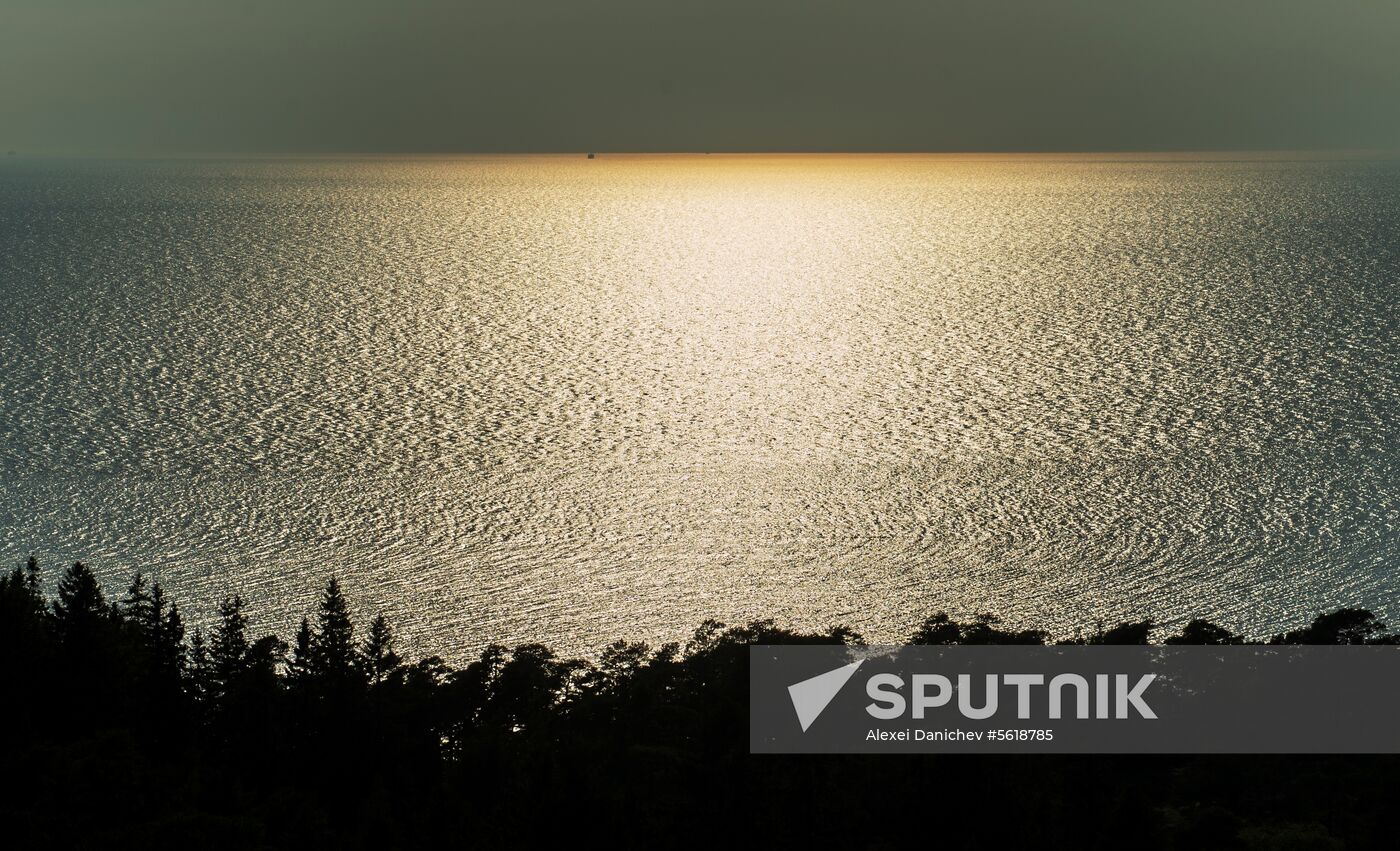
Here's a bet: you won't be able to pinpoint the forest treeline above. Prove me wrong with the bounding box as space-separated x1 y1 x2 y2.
3 557 1399 849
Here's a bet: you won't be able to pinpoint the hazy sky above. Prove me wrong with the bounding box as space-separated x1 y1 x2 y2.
4 0 1399 154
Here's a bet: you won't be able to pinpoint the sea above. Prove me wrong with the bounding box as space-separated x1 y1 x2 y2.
2 154 1397 658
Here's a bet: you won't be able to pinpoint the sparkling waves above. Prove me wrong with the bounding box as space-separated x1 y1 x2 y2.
2 155 1398 657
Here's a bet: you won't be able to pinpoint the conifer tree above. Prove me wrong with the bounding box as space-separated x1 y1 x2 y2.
157 600 186 679
311 578 362 689
363 614 401 687
148 581 166 636
187 626 213 704
51 562 108 646
21 555 43 616
0 557 47 659
2 557 44 620
120 572 154 627
288 617 315 685
211 595 249 696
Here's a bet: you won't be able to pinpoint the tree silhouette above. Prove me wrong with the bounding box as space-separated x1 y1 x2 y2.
909 611 1049 645
0 557 48 724
211 594 250 698
1166 618 1245 645
362 614 400 687
288 616 315 685
1068 618 1156 645
1269 608 1390 645
22 555 42 604
187 626 213 705
4 559 1400 848
481 643 566 731
310 578 362 690
1 556 45 628
120 572 154 626
51 561 107 646
155 595 186 679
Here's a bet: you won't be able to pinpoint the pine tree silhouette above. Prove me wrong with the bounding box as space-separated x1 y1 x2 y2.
5 561 1400 848
51 562 107 646
187 626 213 705
288 617 315 685
120 572 154 626
311 578 362 690
211 595 249 698
362 614 401 687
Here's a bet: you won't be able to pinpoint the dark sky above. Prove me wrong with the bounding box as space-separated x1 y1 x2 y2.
5 0 1399 154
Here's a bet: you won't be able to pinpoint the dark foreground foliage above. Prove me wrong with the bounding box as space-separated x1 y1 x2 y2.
2 557 1398 849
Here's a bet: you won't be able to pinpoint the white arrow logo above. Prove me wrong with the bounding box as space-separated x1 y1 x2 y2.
787 660 865 732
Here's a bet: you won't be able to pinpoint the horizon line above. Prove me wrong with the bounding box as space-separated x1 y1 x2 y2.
6 148 1400 162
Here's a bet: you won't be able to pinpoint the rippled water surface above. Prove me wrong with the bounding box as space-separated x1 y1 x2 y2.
3 155 1398 657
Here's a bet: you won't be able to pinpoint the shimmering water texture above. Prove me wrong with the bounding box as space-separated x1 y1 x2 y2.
3 155 1398 657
